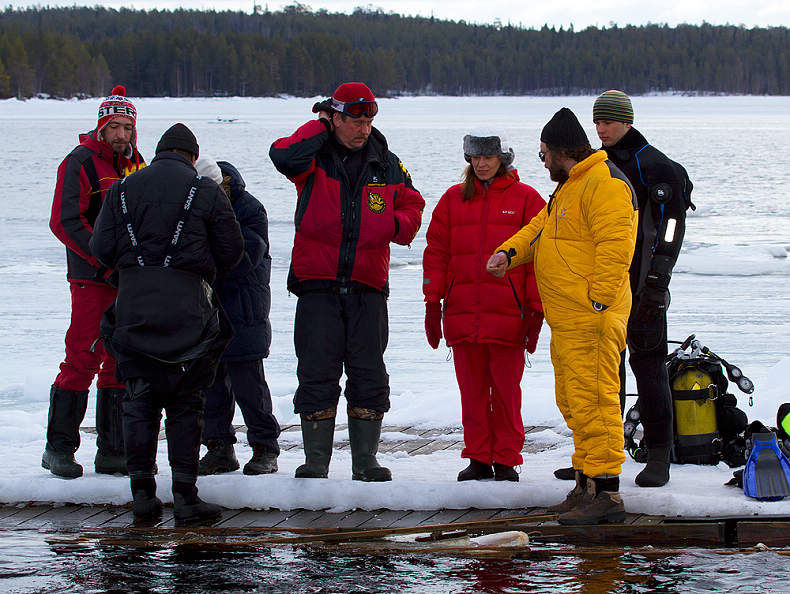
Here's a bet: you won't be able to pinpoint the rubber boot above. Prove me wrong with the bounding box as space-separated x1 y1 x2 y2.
548 470 588 513
294 416 335 478
558 476 625 525
95 387 128 475
553 466 576 481
457 459 494 481
635 447 671 487
493 462 519 482
348 417 392 482
243 445 278 475
130 476 163 520
172 482 222 524
198 440 240 475
42 385 88 479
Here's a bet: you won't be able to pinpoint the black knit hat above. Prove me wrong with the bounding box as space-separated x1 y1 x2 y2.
155 123 199 157
593 90 634 124
541 107 589 149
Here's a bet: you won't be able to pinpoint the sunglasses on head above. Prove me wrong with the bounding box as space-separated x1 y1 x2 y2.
331 97 379 119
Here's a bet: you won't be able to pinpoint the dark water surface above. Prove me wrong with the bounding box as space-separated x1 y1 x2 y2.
1 529 789 593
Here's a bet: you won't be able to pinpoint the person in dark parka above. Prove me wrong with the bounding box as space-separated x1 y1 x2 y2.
194 157 281 476
90 123 243 523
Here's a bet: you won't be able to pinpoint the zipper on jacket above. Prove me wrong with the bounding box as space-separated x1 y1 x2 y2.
507 276 525 320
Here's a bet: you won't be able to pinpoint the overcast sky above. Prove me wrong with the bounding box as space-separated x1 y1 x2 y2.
5 0 789 29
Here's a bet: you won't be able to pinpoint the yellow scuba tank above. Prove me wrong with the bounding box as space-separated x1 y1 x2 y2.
672 364 721 464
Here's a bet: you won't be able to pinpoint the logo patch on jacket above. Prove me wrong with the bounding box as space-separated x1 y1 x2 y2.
368 192 386 213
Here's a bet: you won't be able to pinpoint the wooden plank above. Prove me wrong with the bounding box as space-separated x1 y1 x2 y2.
386 510 440 528
303 511 354 530
0 505 51 528
528 521 726 547
378 440 410 454
356 509 412 529
408 440 455 455
79 507 129 528
151 509 177 529
275 510 325 530
487 508 534 520
737 521 790 547
452 509 502 524
245 510 292 528
444 441 465 451
333 509 377 529
0 505 26 521
525 426 552 434
98 509 135 528
417 509 468 526
215 509 263 528
26 504 84 528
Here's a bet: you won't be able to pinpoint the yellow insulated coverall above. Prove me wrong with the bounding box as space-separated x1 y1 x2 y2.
496 150 637 477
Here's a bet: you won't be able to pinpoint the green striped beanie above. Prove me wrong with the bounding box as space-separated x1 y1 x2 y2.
593 90 634 124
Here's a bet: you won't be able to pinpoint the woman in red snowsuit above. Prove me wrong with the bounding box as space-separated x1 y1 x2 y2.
422 132 545 481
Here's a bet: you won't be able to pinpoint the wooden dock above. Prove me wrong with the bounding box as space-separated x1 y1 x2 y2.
5 423 790 549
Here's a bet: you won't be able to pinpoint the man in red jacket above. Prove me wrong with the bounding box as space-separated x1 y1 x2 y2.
270 82 424 481
44 85 145 479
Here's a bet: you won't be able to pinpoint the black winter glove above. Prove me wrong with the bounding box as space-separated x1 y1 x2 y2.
312 98 333 114
634 287 668 323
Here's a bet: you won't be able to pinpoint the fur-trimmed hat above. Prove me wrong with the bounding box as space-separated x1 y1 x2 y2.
541 108 590 149
463 130 515 168
155 123 199 158
593 90 634 124
97 85 137 139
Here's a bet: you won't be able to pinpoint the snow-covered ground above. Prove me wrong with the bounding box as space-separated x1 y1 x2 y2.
0 95 789 516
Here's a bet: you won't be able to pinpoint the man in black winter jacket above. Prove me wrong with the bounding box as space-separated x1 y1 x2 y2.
593 90 693 488
91 123 243 523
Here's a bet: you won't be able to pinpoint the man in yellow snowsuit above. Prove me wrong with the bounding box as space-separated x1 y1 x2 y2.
487 108 637 525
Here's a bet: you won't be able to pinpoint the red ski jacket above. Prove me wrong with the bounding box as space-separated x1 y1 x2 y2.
50 130 145 283
423 171 545 347
270 119 424 295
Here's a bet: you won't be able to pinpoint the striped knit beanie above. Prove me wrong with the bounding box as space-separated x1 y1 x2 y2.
593 90 634 124
97 85 137 133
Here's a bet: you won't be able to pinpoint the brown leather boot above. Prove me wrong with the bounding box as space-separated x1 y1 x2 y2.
548 470 588 513
558 476 625 525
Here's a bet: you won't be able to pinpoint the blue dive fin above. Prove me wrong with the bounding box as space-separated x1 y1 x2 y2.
743 432 790 501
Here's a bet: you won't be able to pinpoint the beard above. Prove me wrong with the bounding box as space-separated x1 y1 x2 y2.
548 163 569 183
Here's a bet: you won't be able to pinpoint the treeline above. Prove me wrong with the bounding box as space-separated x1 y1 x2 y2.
0 5 788 99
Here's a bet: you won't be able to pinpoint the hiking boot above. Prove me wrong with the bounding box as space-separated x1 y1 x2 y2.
553 466 576 481
95 387 127 475
198 440 240 475
173 493 223 524
295 416 335 478
349 416 392 482
493 463 519 482
41 448 83 479
558 478 625 525
457 459 494 481
548 471 588 513
635 447 670 487
243 446 278 475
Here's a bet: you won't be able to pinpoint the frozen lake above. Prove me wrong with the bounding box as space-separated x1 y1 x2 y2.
0 95 789 516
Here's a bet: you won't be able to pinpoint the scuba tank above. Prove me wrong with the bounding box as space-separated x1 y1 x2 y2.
624 334 752 466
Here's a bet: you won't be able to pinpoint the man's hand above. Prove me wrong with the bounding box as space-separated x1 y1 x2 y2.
486 251 508 278
634 287 668 323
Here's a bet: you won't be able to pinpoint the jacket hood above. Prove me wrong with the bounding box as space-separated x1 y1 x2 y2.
217 161 246 199
79 130 141 166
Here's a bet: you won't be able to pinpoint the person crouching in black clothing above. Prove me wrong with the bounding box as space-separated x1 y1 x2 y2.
90 123 243 523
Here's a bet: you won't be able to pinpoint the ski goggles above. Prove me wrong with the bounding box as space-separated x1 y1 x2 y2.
331 97 379 119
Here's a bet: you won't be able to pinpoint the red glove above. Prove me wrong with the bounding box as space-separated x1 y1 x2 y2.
524 310 544 354
425 302 443 349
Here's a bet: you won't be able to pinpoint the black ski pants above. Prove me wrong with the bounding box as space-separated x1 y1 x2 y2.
121 377 204 485
619 310 674 449
293 291 390 415
203 359 281 453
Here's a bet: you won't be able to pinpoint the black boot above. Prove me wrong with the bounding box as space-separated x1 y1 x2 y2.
553 466 576 481
95 388 128 475
348 417 392 482
172 482 222 524
493 462 519 482
42 385 88 478
243 445 278 475
198 440 240 475
635 447 671 487
295 416 335 478
457 459 494 481
558 476 625 525
130 477 162 520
